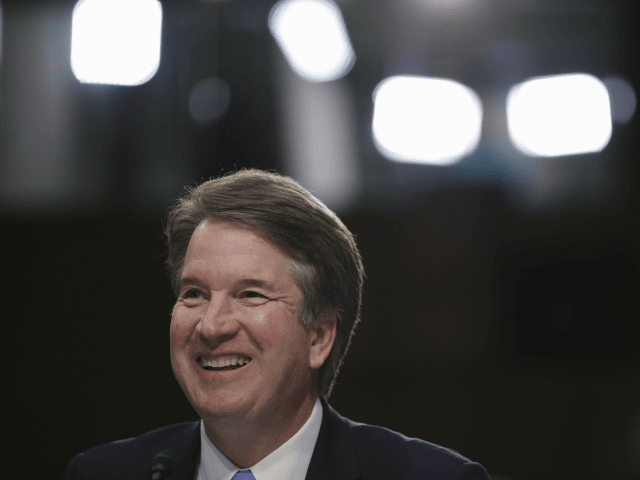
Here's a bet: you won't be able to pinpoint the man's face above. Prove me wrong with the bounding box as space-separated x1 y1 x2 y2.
170 218 321 424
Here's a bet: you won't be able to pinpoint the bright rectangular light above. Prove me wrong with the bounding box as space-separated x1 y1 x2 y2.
71 0 162 86
372 76 483 165
269 0 355 83
506 73 612 157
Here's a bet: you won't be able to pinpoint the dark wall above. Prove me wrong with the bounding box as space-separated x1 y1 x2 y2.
3 187 640 479
1 1 639 479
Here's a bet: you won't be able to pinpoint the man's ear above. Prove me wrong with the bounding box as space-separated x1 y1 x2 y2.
309 315 337 370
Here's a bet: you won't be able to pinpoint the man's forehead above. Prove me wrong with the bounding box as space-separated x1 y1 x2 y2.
193 217 262 238
186 218 291 265
191 217 296 258
182 218 303 288
197 218 209 230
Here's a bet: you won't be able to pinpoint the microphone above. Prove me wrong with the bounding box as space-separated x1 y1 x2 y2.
151 450 175 480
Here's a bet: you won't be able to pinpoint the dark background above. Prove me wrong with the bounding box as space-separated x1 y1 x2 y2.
1 0 639 479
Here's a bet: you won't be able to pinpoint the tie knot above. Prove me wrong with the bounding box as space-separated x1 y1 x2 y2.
232 469 256 480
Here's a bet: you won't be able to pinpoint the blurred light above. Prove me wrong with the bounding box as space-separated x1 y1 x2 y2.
268 0 355 83
371 76 483 165
277 50 361 213
603 76 637 124
70 0 162 86
188 77 231 123
507 74 612 157
406 0 477 16
400 0 484 23
0 3 3 69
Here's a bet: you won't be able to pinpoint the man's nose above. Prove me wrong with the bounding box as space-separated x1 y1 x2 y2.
195 293 240 344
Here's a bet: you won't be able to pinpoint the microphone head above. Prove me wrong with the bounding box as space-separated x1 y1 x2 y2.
151 449 175 480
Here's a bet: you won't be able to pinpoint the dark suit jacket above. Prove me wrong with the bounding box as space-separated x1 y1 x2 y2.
64 398 490 480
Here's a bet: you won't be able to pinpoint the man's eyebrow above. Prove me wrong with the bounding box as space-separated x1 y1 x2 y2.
178 277 278 290
236 278 278 290
179 276 205 288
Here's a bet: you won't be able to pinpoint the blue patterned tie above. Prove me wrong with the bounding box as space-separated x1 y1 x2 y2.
231 469 256 480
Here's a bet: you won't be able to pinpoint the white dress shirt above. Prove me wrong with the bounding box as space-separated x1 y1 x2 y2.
195 398 323 480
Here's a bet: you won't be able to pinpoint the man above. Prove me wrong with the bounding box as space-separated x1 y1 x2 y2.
64 169 490 480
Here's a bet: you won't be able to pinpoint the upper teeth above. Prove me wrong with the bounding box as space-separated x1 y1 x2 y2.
201 355 251 368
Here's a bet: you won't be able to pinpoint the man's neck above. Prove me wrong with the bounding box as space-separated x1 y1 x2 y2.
202 394 317 468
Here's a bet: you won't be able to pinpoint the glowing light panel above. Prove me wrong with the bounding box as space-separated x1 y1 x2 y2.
603 76 636 124
372 76 483 165
269 0 355 83
188 77 231 123
507 74 612 157
71 0 162 86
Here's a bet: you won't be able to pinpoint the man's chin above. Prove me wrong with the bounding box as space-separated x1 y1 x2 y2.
193 394 254 421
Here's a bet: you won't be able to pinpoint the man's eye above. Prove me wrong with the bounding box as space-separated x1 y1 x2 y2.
243 291 267 299
183 289 202 300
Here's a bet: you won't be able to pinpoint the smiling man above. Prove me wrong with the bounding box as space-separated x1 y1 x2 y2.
171 217 334 471
64 170 490 480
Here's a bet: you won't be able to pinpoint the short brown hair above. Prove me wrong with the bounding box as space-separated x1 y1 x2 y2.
164 169 364 398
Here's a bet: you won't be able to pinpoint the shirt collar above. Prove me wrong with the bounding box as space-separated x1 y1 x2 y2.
197 398 323 480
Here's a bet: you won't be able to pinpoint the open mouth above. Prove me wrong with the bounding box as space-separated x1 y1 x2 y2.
198 355 251 372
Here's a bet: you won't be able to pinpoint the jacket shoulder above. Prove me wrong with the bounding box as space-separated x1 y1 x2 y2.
349 421 489 480
64 422 200 480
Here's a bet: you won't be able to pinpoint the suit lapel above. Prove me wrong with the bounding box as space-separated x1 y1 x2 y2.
167 421 201 480
305 399 361 480
175 401 360 480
